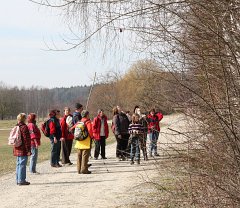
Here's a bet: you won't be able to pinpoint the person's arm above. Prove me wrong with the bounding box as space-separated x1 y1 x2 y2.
105 116 109 138
21 125 31 155
86 120 94 138
113 115 120 135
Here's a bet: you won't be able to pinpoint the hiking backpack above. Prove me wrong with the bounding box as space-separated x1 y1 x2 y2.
41 119 50 137
66 115 73 133
74 120 89 141
8 125 22 147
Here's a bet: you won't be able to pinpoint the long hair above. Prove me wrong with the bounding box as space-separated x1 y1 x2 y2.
113 106 119 116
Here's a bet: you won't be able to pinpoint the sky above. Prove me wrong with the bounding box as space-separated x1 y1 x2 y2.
0 0 143 89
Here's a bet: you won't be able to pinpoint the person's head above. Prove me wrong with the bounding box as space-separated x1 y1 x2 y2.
149 108 155 116
75 103 83 112
64 107 71 116
97 109 104 117
55 109 61 119
132 113 140 124
27 113 36 124
134 105 141 115
113 106 119 116
81 110 89 119
49 110 56 118
116 105 121 112
17 113 27 123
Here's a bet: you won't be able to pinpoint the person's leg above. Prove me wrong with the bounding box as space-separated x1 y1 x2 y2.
61 139 68 164
57 140 61 164
30 147 34 172
51 140 59 166
18 156 28 183
16 157 19 184
154 132 159 156
122 134 130 159
136 138 140 164
77 149 82 174
81 149 90 173
147 133 153 157
115 135 121 159
67 139 73 159
94 140 100 159
152 132 158 156
30 147 38 172
131 137 137 164
100 136 106 158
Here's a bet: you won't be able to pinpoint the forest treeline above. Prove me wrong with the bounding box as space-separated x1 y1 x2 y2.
0 83 90 120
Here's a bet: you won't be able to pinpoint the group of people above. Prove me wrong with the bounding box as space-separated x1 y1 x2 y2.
12 103 163 186
112 105 163 165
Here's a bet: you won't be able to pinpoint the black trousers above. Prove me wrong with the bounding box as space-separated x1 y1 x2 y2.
61 139 73 164
116 134 129 159
94 136 106 159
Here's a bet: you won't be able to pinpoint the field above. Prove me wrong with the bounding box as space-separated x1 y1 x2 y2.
0 120 115 175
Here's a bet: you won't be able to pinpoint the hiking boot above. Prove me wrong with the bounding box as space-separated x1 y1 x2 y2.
130 161 134 165
88 164 92 167
82 171 92 174
18 181 30 186
154 153 160 156
31 171 40 175
137 160 140 165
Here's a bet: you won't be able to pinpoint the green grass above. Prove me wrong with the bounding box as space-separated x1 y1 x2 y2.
0 120 116 175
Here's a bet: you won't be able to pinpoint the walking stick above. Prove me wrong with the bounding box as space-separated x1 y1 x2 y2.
86 72 97 110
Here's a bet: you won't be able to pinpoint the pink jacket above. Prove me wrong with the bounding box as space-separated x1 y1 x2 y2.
27 123 41 147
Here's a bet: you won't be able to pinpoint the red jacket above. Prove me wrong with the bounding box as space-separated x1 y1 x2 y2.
155 112 163 131
92 115 109 140
27 123 41 147
81 117 93 139
147 114 159 133
13 122 31 156
60 115 74 140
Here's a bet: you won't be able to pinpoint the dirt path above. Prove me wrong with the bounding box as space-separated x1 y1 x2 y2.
0 114 186 208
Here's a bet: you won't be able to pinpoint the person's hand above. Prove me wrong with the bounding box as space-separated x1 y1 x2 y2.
27 152 31 156
54 137 57 143
60 138 65 141
117 134 122 139
35 145 38 149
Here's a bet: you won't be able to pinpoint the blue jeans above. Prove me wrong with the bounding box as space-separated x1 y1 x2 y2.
147 132 158 155
30 147 38 173
50 140 61 165
16 156 28 184
130 137 140 161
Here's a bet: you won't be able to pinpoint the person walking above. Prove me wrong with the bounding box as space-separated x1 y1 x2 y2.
14 113 31 185
60 107 74 165
92 109 109 160
27 113 41 174
48 110 62 167
128 113 144 165
74 110 93 174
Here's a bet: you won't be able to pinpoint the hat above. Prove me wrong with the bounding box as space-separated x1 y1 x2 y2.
75 103 83 109
81 110 89 118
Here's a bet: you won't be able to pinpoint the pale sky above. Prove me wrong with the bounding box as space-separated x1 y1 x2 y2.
0 0 143 88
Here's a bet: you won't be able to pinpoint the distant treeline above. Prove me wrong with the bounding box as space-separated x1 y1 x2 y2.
0 83 90 120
